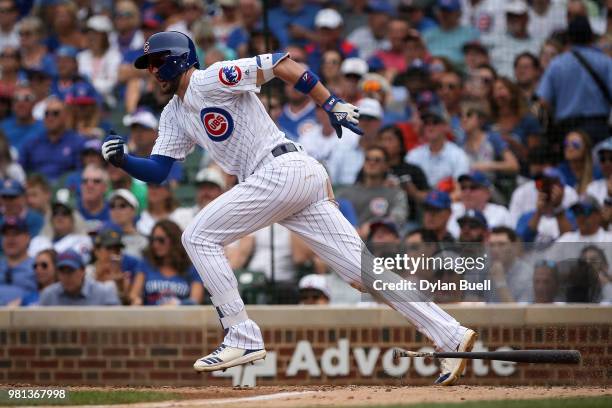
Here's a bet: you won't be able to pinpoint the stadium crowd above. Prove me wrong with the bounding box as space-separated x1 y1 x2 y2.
0 0 611 307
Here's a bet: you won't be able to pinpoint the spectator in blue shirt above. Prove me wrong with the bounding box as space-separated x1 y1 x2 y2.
0 217 35 306
0 84 44 152
77 164 111 233
39 249 120 306
50 46 82 102
21 248 58 306
129 220 203 306
19 97 85 183
278 80 317 142
537 16 612 147
398 0 438 33
0 179 43 238
556 130 602 195
268 0 320 49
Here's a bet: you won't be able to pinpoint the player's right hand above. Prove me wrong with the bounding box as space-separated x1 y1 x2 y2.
322 95 363 138
102 131 128 167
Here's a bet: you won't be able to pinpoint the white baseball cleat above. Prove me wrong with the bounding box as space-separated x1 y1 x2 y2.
193 344 267 372
434 328 478 386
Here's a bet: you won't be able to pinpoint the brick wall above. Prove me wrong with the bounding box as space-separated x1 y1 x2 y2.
1 306 610 386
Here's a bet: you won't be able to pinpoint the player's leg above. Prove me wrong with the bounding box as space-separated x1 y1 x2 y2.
182 156 324 371
280 195 477 384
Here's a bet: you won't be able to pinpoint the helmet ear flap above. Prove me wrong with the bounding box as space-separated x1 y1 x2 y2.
157 52 190 81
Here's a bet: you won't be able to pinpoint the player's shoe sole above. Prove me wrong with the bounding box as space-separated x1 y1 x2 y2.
193 344 267 372
434 329 478 386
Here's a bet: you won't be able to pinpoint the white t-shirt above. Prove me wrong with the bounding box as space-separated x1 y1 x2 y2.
29 233 93 263
152 58 288 182
556 228 612 243
509 181 579 226
77 47 123 103
586 179 609 206
246 224 296 283
448 202 512 238
298 124 340 166
528 2 567 41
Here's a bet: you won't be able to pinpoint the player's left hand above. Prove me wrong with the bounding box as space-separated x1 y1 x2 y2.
322 95 362 138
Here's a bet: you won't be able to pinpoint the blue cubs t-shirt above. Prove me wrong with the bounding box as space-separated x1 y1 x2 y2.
138 260 201 305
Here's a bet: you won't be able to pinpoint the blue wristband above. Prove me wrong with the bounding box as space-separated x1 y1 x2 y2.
294 70 319 94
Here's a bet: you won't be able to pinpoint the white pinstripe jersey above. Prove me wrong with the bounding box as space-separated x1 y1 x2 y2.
151 57 288 181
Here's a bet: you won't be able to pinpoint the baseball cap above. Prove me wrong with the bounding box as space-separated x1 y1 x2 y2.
195 167 226 189
0 179 25 196
504 0 528 15
457 209 488 229
366 0 395 15
369 218 399 239
420 107 446 124
298 274 331 299
109 188 139 211
82 139 102 154
51 201 73 216
123 108 158 130
597 138 612 154
57 250 84 270
65 81 100 105
1 216 28 234
568 15 594 44
570 195 601 215
437 0 461 12
86 15 113 33
462 41 488 55
315 8 343 29
423 190 451 210
94 228 124 248
357 98 383 120
458 171 491 189
56 45 79 59
534 167 565 184
341 58 368 77
399 0 428 11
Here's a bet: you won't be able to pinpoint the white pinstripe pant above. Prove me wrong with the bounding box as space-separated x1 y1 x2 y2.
182 152 467 351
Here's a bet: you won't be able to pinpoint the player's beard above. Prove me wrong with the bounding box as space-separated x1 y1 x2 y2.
158 75 181 96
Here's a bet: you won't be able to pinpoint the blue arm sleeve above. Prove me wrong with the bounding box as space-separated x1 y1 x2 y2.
516 212 537 243
121 154 176 184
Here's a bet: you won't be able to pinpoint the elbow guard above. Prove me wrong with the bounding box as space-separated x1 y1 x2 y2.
256 52 289 83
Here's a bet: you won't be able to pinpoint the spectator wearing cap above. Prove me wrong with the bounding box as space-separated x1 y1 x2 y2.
398 0 438 33
46 1 83 52
268 0 320 49
458 99 519 177
462 41 490 72
0 130 25 185
337 146 408 236
457 209 489 244
561 131 603 195
515 167 576 243
422 190 454 242
587 138 612 205
483 0 543 79
0 179 43 238
278 78 318 142
0 84 45 152
65 80 106 140
305 8 359 75
111 0 145 56
108 189 147 258
0 0 19 52
19 96 85 183
298 274 331 305
50 46 82 102
557 196 612 243
17 16 55 72
537 16 612 147
423 0 479 68
0 217 35 306
368 218 401 246
107 165 148 214
405 110 470 189
225 0 263 58
29 200 92 262
348 0 393 60
513 52 541 107
64 139 106 193
340 57 369 104
77 164 111 233
528 0 567 41
77 15 122 108
327 98 382 185
448 171 512 238
39 249 120 306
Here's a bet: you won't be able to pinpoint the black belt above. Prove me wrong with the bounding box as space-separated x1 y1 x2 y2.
271 143 299 157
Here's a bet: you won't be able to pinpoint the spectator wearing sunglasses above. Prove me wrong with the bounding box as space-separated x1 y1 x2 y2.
17 16 54 72
77 164 111 233
0 179 43 238
0 217 34 306
129 220 203 306
558 195 612 243
108 189 147 258
556 130 602 195
0 84 44 152
19 96 85 183
586 138 612 205
110 0 145 56
21 249 58 306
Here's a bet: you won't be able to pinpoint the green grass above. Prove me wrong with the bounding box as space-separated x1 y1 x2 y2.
0 390 181 406
337 396 612 408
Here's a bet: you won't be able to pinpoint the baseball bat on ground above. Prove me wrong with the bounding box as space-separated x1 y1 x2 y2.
393 349 581 364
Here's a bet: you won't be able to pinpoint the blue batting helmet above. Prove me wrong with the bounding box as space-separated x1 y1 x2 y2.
134 31 200 81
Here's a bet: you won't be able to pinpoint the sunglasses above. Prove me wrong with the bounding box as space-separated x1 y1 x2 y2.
0 52 19 59
34 262 49 269
1 195 18 200
58 267 77 274
110 202 130 210
598 154 612 163
81 178 104 185
150 236 168 245
460 183 481 191
535 259 557 269
459 220 484 229
19 30 35 36
572 206 596 217
564 140 583 150
365 156 385 163
115 11 135 18
436 83 459 90
14 94 35 102
45 110 62 118
52 208 71 217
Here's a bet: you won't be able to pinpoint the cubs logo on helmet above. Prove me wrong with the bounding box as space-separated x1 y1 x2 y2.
218 65 242 86
143 41 149 53
200 107 234 142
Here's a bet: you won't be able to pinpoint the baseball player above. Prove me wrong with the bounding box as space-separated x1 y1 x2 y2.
102 32 477 385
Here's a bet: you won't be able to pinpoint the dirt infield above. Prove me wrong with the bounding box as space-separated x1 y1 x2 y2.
18 385 612 408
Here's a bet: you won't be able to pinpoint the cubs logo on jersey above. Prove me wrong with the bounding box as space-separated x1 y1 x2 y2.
218 65 242 86
200 107 234 142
